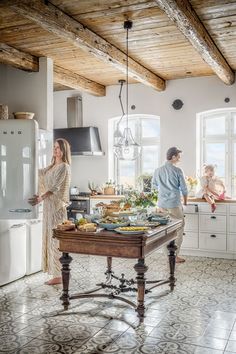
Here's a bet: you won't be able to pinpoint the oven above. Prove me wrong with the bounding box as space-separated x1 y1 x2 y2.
67 193 90 219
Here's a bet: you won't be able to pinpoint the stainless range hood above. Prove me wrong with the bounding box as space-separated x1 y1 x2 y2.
53 127 104 156
53 96 104 156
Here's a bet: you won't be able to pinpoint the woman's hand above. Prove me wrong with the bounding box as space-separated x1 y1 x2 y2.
28 195 43 206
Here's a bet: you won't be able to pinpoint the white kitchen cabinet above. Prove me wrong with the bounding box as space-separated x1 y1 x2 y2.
199 232 226 251
229 215 236 233
181 201 236 258
182 231 198 249
0 220 27 286
26 218 43 275
199 214 226 233
182 206 199 250
227 233 236 253
184 214 198 230
198 203 227 214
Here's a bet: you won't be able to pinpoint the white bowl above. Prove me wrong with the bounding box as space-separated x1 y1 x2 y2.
13 112 35 119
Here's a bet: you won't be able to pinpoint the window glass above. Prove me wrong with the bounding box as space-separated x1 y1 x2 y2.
233 112 236 135
142 119 160 138
205 116 226 135
233 143 236 196
205 142 225 178
111 115 160 189
142 146 159 174
119 160 135 187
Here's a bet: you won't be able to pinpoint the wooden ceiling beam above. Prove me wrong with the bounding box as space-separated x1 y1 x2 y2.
154 0 235 85
53 66 105 96
3 0 166 91
0 43 105 96
0 42 38 71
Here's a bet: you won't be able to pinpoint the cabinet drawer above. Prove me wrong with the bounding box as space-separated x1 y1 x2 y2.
199 203 227 214
229 205 236 215
199 214 226 233
184 214 198 231
229 216 236 233
227 234 236 253
182 231 198 249
199 232 226 251
184 204 198 214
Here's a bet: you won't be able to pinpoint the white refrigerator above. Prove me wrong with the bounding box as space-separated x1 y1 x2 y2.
0 120 52 284
0 119 38 220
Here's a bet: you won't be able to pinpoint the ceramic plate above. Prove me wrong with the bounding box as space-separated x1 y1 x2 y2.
96 221 129 230
114 227 148 235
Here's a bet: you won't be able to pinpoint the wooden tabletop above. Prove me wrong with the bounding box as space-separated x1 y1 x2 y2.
53 219 182 259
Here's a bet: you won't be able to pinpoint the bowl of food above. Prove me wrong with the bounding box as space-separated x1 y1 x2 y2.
13 112 35 119
95 216 129 230
148 215 170 224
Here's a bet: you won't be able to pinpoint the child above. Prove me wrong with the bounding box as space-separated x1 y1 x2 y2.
196 164 229 212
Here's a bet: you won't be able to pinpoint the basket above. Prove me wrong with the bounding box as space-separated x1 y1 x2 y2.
13 112 35 119
0 104 8 119
104 186 115 195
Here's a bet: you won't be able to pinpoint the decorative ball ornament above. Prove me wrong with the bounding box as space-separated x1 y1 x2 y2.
172 99 184 110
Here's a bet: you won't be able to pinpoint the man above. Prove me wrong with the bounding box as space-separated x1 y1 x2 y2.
152 147 188 263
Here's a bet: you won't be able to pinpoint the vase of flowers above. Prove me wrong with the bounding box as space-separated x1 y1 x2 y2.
186 176 198 197
122 189 158 211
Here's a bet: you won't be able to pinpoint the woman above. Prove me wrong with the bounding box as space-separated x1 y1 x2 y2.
28 138 71 285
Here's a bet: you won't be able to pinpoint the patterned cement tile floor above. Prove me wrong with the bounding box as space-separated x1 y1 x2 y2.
1 254 236 353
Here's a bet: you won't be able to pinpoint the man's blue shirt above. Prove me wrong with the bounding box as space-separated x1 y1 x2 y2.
152 161 188 209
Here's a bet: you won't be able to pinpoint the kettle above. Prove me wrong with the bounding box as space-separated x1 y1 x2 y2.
70 186 79 195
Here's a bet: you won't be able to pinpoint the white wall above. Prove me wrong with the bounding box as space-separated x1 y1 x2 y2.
54 76 236 191
0 58 53 130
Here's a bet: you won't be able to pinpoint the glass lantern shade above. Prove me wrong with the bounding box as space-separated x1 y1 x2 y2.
114 127 141 160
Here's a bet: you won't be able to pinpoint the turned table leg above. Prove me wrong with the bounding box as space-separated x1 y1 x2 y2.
134 258 148 321
167 240 177 291
59 252 72 310
105 256 113 283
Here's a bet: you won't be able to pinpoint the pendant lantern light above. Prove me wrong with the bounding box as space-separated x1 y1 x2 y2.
113 20 141 160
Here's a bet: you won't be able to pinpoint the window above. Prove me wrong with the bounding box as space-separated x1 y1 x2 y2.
197 109 236 196
108 114 160 188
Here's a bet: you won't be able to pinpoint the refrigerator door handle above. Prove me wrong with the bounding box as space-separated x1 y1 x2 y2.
10 223 26 228
9 208 32 213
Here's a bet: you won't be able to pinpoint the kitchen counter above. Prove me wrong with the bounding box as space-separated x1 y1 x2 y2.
188 197 236 203
90 195 124 199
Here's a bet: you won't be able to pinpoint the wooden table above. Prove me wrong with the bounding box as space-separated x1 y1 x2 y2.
53 219 182 321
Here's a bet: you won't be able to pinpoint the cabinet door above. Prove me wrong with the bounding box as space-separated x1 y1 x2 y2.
199 232 226 251
184 214 198 231
182 231 198 249
198 203 227 214
199 215 226 233
229 216 236 233
229 205 236 215
26 220 42 275
0 221 27 286
227 234 236 253
184 204 198 214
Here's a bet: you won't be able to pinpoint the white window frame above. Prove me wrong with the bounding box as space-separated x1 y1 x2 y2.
197 108 236 197
108 114 160 187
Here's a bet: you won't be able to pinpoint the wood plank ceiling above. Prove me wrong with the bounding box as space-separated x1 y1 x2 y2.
0 0 235 96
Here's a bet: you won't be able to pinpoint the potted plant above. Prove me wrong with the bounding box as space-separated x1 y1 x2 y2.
103 180 116 195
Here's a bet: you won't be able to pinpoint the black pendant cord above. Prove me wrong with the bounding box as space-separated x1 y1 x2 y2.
124 20 133 132
126 24 129 131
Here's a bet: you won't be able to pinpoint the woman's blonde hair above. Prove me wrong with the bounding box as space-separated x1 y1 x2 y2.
52 138 71 165
203 164 216 174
